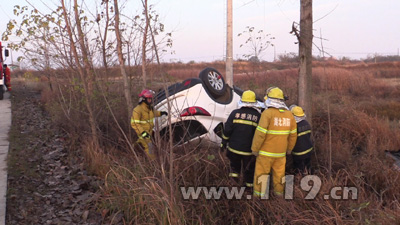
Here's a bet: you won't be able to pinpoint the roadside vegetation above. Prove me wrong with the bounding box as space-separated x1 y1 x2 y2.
13 59 400 224
3 1 399 223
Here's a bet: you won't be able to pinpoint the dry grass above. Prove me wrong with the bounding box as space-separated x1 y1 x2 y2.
34 61 400 224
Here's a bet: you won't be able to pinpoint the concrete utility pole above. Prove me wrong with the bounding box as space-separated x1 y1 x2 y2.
298 0 313 126
226 0 233 87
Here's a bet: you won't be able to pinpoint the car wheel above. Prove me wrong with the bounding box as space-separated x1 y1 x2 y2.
0 86 4 100
199 68 226 96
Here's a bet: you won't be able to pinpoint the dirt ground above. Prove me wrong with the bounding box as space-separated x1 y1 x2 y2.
6 81 104 225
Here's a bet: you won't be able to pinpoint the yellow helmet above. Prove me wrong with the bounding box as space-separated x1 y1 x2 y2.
267 87 284 100
291 106 305 117
241 90 256 103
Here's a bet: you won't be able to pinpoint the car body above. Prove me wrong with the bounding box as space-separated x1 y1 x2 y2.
154 67 264 146
0 42 10 100
385 150 400 171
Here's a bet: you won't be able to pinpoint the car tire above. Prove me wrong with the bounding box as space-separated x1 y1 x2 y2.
199 68 226 97
0 86 4 100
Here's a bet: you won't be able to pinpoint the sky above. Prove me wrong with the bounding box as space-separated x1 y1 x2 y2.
1 0 399 64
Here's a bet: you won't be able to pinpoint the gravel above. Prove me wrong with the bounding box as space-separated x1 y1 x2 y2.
6 82 104 225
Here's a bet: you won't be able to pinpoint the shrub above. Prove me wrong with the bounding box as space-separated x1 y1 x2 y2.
36 61 400 224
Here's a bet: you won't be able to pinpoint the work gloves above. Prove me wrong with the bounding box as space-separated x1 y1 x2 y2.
141 131 151 139
220 141 227 152
161 111 168 116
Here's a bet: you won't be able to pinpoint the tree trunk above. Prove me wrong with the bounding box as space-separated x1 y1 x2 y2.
73 0 98 141
73 0 95 92
298 0 313 126
113 0 133 114
61 0 99 145
141 0 149 88
101 0 110 76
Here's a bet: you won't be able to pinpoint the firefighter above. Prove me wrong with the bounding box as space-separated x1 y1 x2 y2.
251 87 297 197
4 64 11 91
131 89 167 159
289 105 313 174
221 90 261 188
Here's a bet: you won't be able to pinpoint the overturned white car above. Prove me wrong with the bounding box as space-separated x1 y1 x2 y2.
154 67 264 145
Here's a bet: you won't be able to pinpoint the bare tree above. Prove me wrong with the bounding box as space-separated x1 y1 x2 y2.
73 0 96 92
141 0 149 87
5 0 171 146
96 0 111 73
113 0 133 114
238 26 274 62
298 0 313 126
62 0 99 144
124 16 144 67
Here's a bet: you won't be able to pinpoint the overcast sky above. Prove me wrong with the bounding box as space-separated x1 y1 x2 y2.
1 0 399 64
155 0 400 62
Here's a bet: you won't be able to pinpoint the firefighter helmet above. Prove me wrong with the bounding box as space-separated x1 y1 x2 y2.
139 89 155 98
267 87 284 100
241 90 256 103
139 89 155 104
291 106 305 117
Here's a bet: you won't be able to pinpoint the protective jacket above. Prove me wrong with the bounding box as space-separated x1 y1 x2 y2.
131 102 161 136
292 119 313 159
223 107 261 155
252 107 297 157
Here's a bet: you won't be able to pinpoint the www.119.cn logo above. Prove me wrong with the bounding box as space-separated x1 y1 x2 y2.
257 174 358 200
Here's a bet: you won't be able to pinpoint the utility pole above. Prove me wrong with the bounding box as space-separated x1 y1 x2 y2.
226 0 233 87
298 0 313 126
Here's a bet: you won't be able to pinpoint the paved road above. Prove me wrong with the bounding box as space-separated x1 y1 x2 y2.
0 92 11 225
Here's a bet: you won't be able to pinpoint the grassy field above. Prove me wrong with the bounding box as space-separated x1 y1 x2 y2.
28 60 400 224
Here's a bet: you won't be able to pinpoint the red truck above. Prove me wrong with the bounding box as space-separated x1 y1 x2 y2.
0 41 11 100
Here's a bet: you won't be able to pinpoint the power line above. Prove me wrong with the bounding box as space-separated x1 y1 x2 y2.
235 0 256 10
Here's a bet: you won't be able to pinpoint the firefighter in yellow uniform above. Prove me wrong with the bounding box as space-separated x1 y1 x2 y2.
131 89 168 159
251 87 297 197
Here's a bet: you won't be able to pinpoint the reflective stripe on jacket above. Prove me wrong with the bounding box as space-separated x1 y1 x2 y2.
131 102 161 136
292 147 313 156
251 107 297 156
223 107 261 153
228 146 253 156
